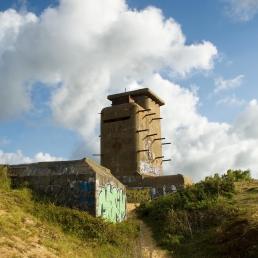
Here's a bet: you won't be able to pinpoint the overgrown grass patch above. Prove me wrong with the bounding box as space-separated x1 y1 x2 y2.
137 170 258 258
0 165 141 257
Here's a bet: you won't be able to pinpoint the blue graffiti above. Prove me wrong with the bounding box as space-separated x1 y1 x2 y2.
78 181 93 192
78 182 94 205
68 180 95 207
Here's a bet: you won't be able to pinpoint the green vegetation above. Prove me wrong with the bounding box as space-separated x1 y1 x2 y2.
2 165 258 258
0 165 141 258
137 170 258 258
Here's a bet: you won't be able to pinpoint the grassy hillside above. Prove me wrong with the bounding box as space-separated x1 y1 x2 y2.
137 170 258 258
2 164 258 258
0 165 141 258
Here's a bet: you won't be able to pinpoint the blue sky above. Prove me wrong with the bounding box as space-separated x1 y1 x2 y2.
0 0 258 182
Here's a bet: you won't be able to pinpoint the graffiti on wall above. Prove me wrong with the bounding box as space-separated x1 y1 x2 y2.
127 187 152 202
68 180 95 208
140 161 161 176
127 184 177 203
45 175 95 210
144 140 154 161
98 183 126 223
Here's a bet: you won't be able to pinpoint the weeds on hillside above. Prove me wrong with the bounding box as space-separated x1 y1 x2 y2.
137 170 258 258
0 165 142 258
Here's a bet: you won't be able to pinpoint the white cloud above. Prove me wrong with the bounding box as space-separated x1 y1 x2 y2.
1 0 258 182
214 75 244 93
132 75 258 182
229 99 258 139
223 0 258 21
249 99 257 106
216 94 245 106
0 9 37 120
0 149 65 164
0 0 217 132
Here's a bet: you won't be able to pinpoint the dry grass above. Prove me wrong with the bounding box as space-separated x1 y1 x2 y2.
0 166 95 257
0 166 144 258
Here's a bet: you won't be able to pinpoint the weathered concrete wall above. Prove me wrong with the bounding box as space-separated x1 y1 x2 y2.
126 174 194 203
101 88 165 185
101 102 140 184
100 88 194 203
7 158 126 222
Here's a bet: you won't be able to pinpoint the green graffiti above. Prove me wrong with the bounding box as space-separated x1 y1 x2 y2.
98 184 126 223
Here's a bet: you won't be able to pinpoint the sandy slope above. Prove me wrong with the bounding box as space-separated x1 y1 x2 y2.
0 217 59 258
0 204 172 258
127 203 172 258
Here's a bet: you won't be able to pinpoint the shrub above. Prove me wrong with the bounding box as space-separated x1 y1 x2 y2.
137 170 256 257
222 169 252 182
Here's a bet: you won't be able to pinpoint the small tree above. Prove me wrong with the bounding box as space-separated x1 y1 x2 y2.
224 169 252 182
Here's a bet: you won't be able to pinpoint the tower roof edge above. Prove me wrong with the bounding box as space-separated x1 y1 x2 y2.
107 88 165 106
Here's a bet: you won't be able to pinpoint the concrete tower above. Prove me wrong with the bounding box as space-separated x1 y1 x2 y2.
100 88 166 185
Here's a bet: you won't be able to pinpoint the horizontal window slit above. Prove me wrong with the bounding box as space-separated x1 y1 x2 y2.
103 116 130 123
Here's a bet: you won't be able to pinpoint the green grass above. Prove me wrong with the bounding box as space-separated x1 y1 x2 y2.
136 171 258 258
3 165 258 258
0 165 141 258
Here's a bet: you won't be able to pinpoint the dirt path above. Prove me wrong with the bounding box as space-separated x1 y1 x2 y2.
127 203 172 258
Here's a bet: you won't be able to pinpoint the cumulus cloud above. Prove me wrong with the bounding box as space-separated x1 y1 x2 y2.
0 149 65 164
0 9 37 120
230 99 258 139
1 0 258 182
125 75 258 182
223 0 258 21
154 79 258 181
214 75 244 93
0 0 217 134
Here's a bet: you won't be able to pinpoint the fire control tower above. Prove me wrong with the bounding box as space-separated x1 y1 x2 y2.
100 88 170 185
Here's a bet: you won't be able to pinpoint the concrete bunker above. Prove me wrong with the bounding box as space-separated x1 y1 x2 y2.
5 88 194 220
7 158 126 223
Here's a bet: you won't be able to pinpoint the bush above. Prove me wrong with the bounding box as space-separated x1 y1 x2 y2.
136 171 247 249
27 192 139 247
222 169 252 182
138 172 236 216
